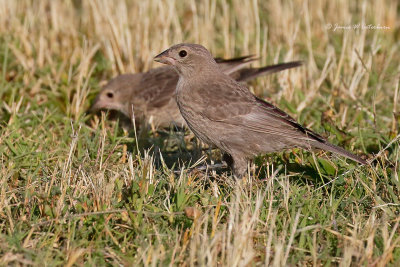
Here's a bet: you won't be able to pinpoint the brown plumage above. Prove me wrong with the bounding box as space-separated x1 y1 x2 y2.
90 55 302 128
154 43 366 177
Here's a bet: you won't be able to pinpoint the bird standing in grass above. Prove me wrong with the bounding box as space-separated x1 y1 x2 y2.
154 43 366 178
90 56 302 129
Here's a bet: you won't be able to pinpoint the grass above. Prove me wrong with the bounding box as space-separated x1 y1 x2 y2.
0 0 399 265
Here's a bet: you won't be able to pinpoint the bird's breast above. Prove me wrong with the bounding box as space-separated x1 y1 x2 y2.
175 80 215 146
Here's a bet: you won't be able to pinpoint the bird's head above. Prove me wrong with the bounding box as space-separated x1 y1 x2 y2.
89 74 138 118
154 43 218 78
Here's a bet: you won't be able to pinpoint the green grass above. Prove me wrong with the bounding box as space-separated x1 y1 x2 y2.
0 0 399 265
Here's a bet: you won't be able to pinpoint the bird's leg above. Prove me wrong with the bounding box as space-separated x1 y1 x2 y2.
222 153 234 168
231 155 248 179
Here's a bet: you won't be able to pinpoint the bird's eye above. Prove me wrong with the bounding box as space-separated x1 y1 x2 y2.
179 50 187 58
106 92 114 98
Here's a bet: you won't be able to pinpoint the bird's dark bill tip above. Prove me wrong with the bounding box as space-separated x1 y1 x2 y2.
88 101 101 113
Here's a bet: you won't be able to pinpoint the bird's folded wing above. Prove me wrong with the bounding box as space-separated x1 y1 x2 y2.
134 66 179 109
199 81 324 142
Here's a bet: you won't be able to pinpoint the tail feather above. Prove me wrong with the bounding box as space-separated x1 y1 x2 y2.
216 55 258 75
215 55 256 64
312 140 367 165
235 61 303 82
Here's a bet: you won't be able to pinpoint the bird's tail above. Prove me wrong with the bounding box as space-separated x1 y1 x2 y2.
215 55 258 75
234 61 303 82
311 140 367 165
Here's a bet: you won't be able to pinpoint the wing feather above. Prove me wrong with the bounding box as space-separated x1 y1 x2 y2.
198 79 325 143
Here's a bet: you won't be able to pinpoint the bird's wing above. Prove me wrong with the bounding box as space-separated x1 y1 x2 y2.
134 66 179 109
198 79 324 142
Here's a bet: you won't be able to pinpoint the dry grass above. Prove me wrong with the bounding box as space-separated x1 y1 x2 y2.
0 0 399 265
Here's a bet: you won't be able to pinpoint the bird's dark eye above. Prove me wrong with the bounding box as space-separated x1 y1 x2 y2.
106 92 114 98
179 50 187 58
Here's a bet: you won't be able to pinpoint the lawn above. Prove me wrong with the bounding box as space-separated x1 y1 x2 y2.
0 0 399 265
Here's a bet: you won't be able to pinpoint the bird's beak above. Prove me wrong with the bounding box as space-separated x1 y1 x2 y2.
154 49 176 65
88 98 101 113
88 93 107 113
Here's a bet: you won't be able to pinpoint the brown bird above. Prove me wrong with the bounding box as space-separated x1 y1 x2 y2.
90 56 302 128
154 43 366 177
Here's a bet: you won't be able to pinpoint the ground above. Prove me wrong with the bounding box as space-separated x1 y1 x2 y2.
0 0 399 266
